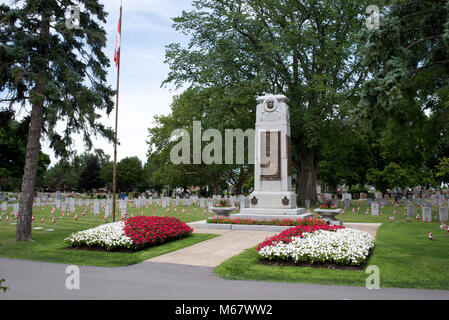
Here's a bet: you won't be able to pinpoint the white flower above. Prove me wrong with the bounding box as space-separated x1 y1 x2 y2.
258 228 374 266
65 222 133 250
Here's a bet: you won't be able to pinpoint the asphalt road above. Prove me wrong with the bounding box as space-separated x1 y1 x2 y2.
1 257 449 300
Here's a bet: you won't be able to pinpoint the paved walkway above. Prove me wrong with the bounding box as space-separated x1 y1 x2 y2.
146 222 382 267
1 257 448 300
147 229 277 267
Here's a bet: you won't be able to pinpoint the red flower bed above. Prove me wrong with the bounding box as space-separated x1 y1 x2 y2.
207 216 327 227
256 223 345 252
124 216 193 249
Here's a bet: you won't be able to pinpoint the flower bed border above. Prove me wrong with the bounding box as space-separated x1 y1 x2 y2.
207 216 328 227
257 255 372 271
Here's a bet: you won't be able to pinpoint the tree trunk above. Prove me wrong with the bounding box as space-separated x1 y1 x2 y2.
16 93 45 241
296 148 320 205
16 15 49 242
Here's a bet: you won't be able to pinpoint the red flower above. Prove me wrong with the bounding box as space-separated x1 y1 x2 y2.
123 216 193 250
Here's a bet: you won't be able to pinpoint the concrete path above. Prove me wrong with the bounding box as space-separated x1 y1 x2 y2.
147 229 277 267
1 257 448 300
146 222 382 267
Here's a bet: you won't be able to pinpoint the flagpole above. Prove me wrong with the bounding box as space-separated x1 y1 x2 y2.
112 4 122 223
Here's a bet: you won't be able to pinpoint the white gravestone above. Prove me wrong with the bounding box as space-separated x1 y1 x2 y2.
13 203 19 215
235 95 309 220
371 203 379 216
422 207 432 222
439 207 448 222
70 198 76 212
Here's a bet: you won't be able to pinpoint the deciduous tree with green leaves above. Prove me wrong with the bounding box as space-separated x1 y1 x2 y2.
163 0 374 202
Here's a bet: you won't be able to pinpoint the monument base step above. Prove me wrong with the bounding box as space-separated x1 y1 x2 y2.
241 207 307 215
232 208 313 221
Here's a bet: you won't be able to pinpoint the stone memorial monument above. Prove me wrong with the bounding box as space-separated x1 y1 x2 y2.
234 95 311 221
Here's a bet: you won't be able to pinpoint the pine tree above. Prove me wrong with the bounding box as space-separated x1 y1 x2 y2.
0 1 115 241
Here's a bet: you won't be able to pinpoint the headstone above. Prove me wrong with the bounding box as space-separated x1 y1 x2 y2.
407 204 414 217
0 193 5 202
439 207 448 222
13 203 19 215
70 198 76 213
375 192 382 200
371 203 379 216
105 201 111 218
344 198 350 209
36 197 41 206
343 193 352 200
422 207 432 223
305 199 311 208
94 201 100 215
56 191 62 201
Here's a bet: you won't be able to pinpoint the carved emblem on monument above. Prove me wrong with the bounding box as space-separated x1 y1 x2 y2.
282 196 290 206
251 196 258 205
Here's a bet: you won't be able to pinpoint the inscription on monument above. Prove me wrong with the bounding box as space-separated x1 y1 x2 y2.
260 130 281 181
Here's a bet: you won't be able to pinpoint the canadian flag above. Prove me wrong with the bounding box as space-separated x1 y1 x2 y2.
114 15 121 67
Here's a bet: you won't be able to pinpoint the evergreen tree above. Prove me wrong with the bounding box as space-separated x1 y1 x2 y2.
0 1 115 241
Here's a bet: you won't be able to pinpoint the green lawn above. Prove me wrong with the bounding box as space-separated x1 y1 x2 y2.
0 203 217 267
216 203 449 290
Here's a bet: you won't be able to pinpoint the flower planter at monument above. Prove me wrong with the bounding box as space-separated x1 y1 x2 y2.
314 209 343 222
209 206 236 217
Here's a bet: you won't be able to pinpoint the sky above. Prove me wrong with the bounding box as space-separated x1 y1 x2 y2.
41 0 195 166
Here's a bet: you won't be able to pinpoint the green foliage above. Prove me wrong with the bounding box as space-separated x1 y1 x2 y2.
0 110 50 191
100 156 147 192
358 0 449 190
163 0 373 200
147 86 255 195
0 0 115 156
435 157 449 184
77 155 104 192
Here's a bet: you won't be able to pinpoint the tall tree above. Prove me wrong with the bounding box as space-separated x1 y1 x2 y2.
359 0 449 189
163 0 373 202
147 85 256 196
77 155 104 192
0 1 115 241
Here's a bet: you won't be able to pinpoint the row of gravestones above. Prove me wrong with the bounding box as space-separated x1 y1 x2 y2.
1 195 254 214
370 202 449 222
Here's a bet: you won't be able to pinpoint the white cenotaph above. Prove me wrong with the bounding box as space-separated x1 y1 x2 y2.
234 94 312 220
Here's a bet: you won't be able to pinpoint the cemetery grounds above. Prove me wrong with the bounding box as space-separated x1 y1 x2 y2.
0 198 448 290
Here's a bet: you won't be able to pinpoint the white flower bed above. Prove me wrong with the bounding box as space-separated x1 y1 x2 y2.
258 228 374 266
65 222 134 251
